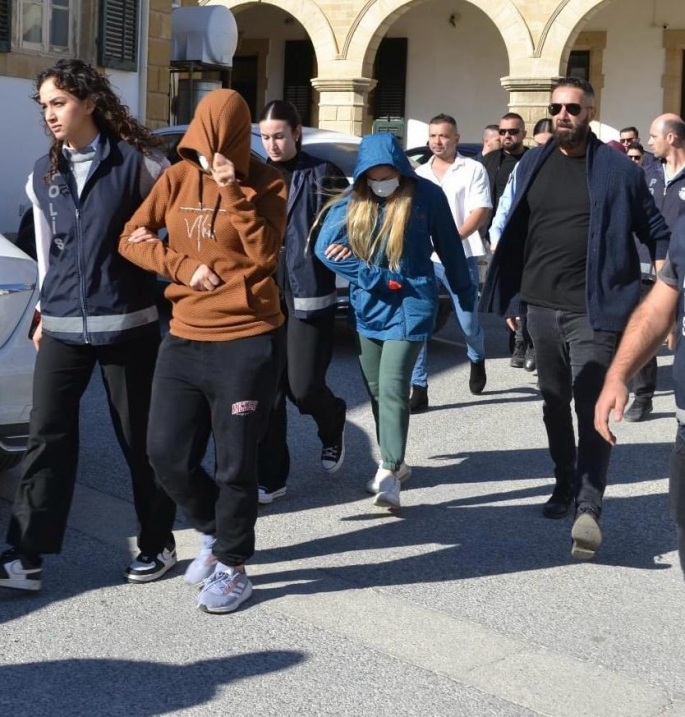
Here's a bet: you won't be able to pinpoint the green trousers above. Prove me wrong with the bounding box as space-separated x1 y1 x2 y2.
357 334 423 471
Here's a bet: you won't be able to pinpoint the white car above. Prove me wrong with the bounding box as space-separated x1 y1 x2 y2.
153 123 361 182
0 234 39 470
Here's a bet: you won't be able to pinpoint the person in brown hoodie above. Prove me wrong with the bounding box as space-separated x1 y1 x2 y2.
119 89 286 614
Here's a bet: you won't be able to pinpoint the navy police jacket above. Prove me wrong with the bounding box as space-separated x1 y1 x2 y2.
480 132 671 332
32 133 159 345
281 152 348 319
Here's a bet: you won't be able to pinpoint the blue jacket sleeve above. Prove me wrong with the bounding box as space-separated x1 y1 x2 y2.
633 173 670 261
489 164 518 249
313 203 404 293
429 188 476 312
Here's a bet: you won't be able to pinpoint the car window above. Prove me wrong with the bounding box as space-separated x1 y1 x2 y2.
302 142 359 179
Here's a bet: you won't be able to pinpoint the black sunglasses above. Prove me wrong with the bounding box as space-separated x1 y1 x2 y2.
548 103 585 117
628 154 643 161
499 128 521 136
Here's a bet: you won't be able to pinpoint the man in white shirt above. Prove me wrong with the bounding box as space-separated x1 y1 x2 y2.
410 114 492 411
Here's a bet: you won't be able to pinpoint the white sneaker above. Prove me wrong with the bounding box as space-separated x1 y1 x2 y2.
184 533 218 586
366 462 412 494
258 486 287 505
374 474 401 509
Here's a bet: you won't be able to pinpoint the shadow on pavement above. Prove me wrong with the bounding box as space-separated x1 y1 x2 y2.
0 652 304 715
249 440 676 601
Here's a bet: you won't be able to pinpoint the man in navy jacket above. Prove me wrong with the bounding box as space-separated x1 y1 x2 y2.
622 114 685 421
481 77 670 560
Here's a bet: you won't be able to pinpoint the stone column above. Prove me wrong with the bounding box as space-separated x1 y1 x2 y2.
500 76 560 136
146 0 173 129
310 77 377 136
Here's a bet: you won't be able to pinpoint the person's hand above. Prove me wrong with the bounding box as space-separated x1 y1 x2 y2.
127 227 161 243
594 375 629 446
32 318 43 351
506 317 519 332
668 329 678 351
324 243 352 261
189 264 222 291
211 153 235 187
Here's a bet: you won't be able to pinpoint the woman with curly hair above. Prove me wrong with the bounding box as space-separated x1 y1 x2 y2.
0 59 177 593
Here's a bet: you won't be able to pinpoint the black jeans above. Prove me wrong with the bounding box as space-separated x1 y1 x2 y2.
7 331 176 556
526 306 619 514
630 281 657 401
147 330 283 566
669 427 685 579
258 288 345 492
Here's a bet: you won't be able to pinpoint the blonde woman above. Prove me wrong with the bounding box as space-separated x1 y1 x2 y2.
314 133 475 509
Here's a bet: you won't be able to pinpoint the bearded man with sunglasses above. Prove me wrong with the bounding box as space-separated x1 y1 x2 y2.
480 113 528 224
480 77 670 560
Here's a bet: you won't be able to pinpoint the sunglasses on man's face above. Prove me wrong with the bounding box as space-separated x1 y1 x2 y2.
628 154 643 161
548 103 585 117
499 128 521 136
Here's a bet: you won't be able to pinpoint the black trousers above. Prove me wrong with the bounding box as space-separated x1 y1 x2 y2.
669 426 685 579
526 306 619 514
630 281 657 401
147 330 283 566
7 331 176 556
257 289 345 492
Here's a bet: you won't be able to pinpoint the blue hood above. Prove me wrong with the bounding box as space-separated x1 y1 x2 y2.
353 133 416 183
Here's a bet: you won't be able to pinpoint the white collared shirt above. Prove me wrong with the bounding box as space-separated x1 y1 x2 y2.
416 153 492 259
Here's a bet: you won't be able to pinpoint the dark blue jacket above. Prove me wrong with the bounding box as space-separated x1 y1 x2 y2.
480 133 671 332
644 161 685 229
282 152 348 318
666 216 685 420
315 133 474 341
33 133 158 345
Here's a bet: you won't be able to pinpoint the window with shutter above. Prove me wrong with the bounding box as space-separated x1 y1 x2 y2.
373 38 407 120
283 40 314 127
99 0 139 72
0 0 11 53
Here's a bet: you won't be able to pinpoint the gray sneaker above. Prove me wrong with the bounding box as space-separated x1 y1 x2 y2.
196 566 253 614
184 533 217 586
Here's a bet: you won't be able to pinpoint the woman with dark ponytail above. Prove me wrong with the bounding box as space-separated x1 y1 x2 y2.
256 100 349 504
0 59 176 593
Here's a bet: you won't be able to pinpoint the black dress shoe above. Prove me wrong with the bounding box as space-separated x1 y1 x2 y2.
542 485 574 519
623 399 653 423
469 359 487 395
524 346 536 372
409 384 428 413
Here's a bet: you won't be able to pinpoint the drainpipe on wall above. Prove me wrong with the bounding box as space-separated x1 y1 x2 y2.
138 0 150 123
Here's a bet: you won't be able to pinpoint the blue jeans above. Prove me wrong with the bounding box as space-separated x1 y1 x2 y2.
411 257 484 387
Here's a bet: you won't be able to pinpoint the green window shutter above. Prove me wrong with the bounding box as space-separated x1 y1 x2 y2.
0 0 12 53
99 0 139 71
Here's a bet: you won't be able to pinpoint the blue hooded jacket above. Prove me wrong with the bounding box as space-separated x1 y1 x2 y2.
314 133 474 341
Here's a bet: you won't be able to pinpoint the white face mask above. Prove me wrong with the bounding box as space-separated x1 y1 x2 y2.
367 177 400 198
198 153 211 172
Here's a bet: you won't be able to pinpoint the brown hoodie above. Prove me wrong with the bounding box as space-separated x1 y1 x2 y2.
119 90 286 341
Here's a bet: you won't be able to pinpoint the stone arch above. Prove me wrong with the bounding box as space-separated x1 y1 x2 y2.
533 0 620 74
342 0 535 78
200 0 340 67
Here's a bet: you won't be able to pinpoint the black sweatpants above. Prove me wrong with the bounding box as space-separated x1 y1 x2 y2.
630 281 658 401
258 288 345 492
7 331 176 557
147 330 283 566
